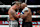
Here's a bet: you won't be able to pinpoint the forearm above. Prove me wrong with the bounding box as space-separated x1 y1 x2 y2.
20 13 28 19
12 14 19 18
15 15 20 18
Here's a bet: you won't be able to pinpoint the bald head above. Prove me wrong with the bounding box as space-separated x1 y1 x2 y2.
21 3 27 9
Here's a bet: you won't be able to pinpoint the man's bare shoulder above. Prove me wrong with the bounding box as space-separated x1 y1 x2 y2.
28 8 31 12
8 9 14 14
28 8 31 10
8 5 16 14
11 5 16 9
28 8 32 14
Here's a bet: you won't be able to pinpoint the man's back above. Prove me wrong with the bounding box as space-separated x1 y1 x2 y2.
8 9 15 21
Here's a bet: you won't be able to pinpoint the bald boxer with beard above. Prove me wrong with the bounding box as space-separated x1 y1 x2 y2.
8 1 21 27
20 3 32 27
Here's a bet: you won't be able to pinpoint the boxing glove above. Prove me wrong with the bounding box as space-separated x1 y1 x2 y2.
17 12 21 18
21 7 29 14
22 7 29 12
17 12 21 15
21 12 24 14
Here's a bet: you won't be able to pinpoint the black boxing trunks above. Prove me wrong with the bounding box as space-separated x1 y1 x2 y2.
22 22 32 27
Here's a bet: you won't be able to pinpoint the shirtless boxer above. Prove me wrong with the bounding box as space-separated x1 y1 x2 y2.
20 3 32 27
8 1 21 27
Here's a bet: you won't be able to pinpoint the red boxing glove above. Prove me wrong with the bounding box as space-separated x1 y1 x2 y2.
17 12 20 15
17 12 21 18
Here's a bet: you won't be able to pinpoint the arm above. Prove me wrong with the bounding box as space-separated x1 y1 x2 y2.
9 7 19 18
28 8 32 17
28 8 32 21
21 8 32 19
21 11 29 19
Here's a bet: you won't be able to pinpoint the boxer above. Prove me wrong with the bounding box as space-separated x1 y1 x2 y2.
8 1 21 27
20 3 32 27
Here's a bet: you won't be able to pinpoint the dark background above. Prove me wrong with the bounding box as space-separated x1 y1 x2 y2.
27 0 40 5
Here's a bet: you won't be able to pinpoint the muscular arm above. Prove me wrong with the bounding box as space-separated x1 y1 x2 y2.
10 9 19 18
21 8 32 19
28 8 32 17
21 11 29 19
9 5 19 18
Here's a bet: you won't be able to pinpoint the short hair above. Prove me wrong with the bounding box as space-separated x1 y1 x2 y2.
12 1 22 6
15 1 21 5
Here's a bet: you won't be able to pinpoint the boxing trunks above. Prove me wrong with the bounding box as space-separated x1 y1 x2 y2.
22 22 32 27
9 20 18 27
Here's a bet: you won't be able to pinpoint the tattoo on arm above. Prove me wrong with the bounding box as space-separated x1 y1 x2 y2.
10 10 16 18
